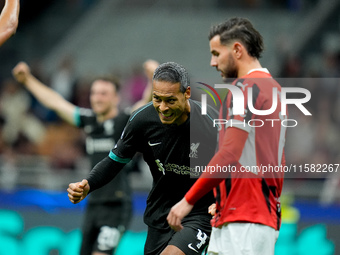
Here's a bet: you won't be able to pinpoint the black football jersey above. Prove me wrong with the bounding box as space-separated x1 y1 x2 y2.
111 100 218 229
76 108 132 204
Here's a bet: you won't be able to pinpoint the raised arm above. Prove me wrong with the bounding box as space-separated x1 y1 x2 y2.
12 62 77 125
130 59 159 112
0 0 20 47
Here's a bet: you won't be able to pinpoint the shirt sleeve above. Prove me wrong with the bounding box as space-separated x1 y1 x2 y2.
111 113 142 160
87 156 126 193
185 127 248 205
87 113 140 192
74 107 95 128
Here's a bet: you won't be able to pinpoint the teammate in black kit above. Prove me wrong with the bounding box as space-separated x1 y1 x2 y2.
67 62 219 255
12 60 157 255
77 105 133 255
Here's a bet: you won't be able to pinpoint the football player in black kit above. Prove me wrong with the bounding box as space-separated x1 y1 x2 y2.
67 62 219 255
12 60 158 255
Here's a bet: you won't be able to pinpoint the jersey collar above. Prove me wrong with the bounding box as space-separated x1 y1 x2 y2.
247 68 270 74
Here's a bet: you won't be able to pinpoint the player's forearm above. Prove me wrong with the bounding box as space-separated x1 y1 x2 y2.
24 74 63 110
25 74 76 123
87 156 126 193
0 0 20 46
185 127 248 205
130 83 152 112
186 161 224 205
141 80 153 102
130 59 158 112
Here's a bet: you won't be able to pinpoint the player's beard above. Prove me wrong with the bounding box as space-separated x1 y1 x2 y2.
222 53 238 81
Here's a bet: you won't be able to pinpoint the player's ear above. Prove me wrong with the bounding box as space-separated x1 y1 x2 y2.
233 42 243 59
185 86 191 100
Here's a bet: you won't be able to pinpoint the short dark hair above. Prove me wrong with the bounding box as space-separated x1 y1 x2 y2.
92 75 121 92
153 62 190 93
209 17 264 59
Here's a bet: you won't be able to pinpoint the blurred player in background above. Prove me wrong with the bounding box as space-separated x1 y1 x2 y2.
167 17 286 255
0 0 20 46
12 59 158 255
67 62 219 255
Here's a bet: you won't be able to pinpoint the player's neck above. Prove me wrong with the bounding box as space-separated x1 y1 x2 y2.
182 100 191 123
97 107 119 123
237 58 262 78
176 99 191 126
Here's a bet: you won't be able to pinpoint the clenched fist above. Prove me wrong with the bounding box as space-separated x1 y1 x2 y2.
12 61 31 84
67 179 90 204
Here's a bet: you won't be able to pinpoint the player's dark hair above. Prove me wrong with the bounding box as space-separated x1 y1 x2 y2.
209 17 264 59
153 62 190 93
92 75 121 92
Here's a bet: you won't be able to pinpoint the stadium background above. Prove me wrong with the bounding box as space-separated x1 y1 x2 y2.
0 0 339 254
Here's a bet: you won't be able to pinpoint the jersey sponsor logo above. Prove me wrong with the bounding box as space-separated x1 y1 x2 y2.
148 141 162 146
188 243 199 253
154 160 200 177
155 159 165 175
166 163 200 176
189 143 200 158
86 137 115 154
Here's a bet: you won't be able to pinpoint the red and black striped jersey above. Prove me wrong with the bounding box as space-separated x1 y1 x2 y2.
186 69 286 230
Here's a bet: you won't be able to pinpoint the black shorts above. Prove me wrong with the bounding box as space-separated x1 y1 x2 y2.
144 216 211 255
80 201 132 255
